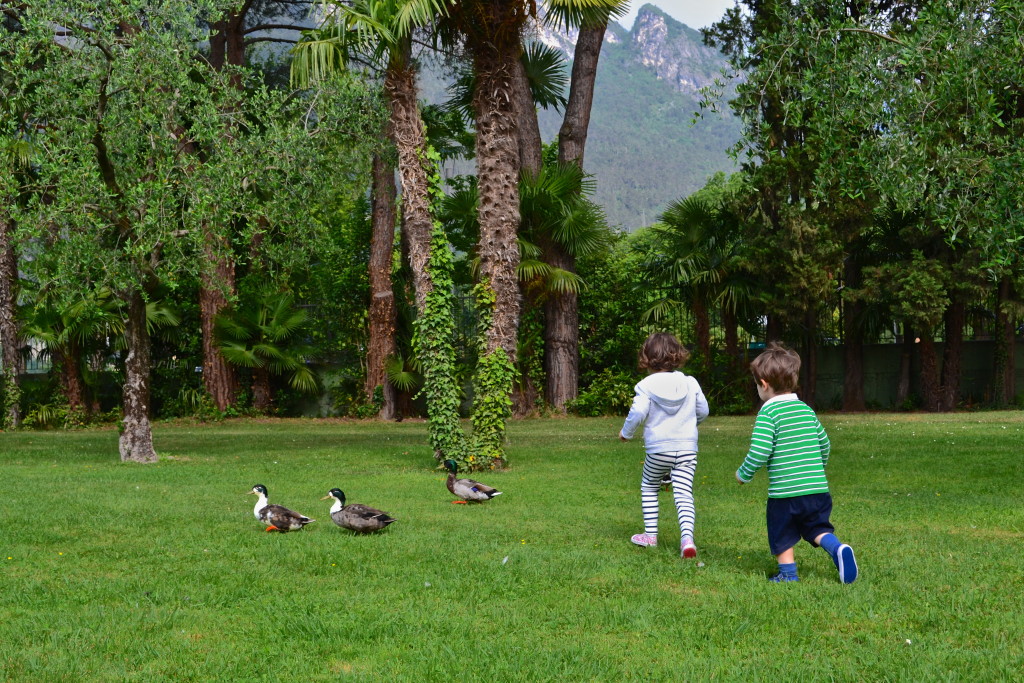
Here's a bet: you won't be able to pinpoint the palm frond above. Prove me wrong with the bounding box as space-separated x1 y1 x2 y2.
522 41 568 111
543 0 628 32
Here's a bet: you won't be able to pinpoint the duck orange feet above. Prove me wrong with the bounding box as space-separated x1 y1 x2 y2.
451 500 468 505
265 526 280 532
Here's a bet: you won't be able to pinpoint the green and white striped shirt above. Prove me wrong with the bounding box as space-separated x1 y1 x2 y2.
736 394 830 498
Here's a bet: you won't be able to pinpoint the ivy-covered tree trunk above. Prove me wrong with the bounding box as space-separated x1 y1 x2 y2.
367 152 398 420
119 291 157 463
0 212 20 428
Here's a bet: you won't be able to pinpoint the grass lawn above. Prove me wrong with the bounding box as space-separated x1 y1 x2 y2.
2 412 1023 681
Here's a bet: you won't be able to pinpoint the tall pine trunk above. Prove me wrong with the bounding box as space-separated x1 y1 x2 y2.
0 212 20 428
119 291 157 463
367 152 399 419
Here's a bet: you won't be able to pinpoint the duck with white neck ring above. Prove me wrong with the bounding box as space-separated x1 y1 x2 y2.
321 488 396 533
249 484 315 532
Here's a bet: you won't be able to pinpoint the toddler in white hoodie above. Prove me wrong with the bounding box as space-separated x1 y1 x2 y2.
619 333 709 558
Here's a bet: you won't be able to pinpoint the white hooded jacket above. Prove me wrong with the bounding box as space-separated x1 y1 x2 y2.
619 371 709 454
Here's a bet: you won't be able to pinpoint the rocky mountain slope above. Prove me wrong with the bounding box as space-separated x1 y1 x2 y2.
420 3 741 230
533 4 741 229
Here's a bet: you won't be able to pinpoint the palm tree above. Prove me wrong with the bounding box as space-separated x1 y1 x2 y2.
644 196 756 369
293 0 450 426
215 290 318 413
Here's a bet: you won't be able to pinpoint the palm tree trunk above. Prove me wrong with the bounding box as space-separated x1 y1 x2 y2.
200 229 238 412
512 55 542 178
473 47 522 359
384 61 435 315
541 21 608 412
252 367 273 414
55 341 87 414
0 212 20 428
367 152 399 419
119 290 157 463
558 22 606 168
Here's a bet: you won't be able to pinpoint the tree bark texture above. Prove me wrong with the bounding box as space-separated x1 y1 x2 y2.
367 152 399 420
511 56 542 179
0 213 20 427
543 258 578 409
557 22 606 168
919 333 940 411
939 299 964 412
55 343 87 414
385 63 435 316
473 47 522 359
200 228 238 412
252 366 272 414
119 291 157 463
540 21 608 411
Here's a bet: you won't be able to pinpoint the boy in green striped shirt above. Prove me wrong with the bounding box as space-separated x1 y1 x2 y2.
735 343 858 583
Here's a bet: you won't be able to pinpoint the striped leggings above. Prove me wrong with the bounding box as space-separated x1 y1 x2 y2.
641 451 697 538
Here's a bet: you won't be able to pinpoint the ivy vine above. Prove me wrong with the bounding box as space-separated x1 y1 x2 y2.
415 146 469 466
470 281 516 470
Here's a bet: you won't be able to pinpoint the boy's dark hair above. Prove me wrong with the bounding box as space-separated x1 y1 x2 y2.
639 333 690 372
749 342 800 393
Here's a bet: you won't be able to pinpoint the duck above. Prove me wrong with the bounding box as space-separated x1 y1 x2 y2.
444 459 502 504
321 488 396 533
248 484 315 532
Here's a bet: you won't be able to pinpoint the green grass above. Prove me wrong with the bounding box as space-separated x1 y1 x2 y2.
2 413 1022 681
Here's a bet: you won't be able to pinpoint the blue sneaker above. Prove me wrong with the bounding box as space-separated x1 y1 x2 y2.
768 572 799 583
834 544 858 584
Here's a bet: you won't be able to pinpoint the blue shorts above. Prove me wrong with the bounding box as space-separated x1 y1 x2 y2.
766 493 835 555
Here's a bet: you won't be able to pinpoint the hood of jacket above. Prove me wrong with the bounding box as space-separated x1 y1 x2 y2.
635 371 691 415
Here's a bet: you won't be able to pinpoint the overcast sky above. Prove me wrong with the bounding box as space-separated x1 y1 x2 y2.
619 0 737 31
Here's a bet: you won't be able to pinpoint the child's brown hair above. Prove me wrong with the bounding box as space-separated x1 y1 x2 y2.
749 342 800 393
638 333 690 373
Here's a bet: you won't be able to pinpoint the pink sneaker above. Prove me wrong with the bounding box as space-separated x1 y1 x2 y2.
681 538 697 558
630 533 658 547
